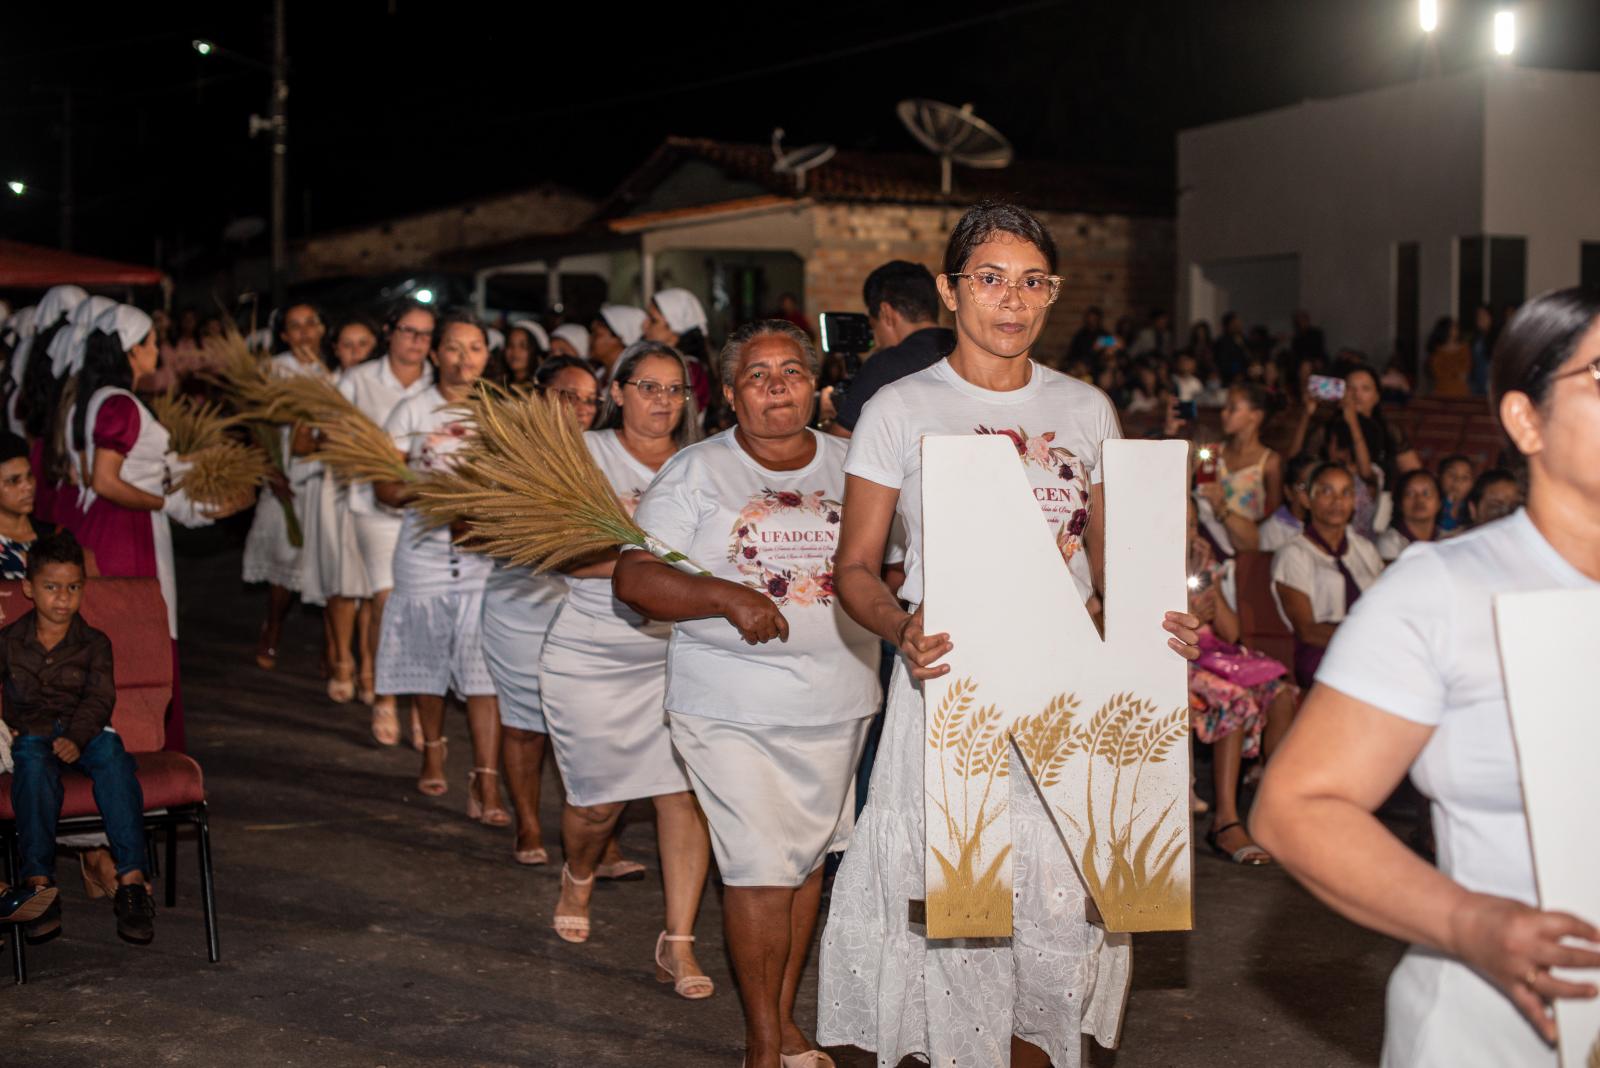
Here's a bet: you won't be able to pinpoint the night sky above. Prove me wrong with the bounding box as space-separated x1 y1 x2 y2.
4 0 1599 273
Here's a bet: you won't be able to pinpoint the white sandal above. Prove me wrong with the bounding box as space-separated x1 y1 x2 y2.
552 864 593 944
655 931 714 999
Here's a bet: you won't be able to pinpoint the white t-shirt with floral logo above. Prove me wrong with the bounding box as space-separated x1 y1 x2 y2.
845 358 1121 605
565 428 661 621
633 428 882 726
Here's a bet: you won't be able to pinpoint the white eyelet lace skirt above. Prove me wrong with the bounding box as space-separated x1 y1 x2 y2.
818 657 1131 1067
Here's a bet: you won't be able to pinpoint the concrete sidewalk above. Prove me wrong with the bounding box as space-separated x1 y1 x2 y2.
4 537 1403 1067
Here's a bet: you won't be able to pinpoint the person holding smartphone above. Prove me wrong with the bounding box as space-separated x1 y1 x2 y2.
1253 288 1600 1065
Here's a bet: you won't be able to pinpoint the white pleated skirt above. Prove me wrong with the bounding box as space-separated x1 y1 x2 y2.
481 564 567 734
817 657 1131 1067
668 712 870 887
299 474 369 606
538 602 688 808
241 478 314 591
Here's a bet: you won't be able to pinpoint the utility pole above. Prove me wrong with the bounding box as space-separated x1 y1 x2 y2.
269 0 288 309
58 90 73 251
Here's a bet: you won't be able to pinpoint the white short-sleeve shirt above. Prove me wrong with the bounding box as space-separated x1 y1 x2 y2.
1317 509 1600 1066
844 358 1120 605
1270 530 1384 628
564 429 660 620
633 428 881 725
384 386 490 594
340 356 435 516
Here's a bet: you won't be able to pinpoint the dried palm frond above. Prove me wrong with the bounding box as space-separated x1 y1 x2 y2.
150 391 242 455
411 385 705 574
174 440 272 509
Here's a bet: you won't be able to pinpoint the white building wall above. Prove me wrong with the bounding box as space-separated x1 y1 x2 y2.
1484 69 1600 297
1179 72 1487 362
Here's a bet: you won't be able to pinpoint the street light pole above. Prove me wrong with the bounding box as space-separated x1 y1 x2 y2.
59 90 74 251
270 0 288 309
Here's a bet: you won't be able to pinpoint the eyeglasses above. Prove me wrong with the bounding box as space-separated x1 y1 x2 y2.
622 379 688 402
1550 356 1600 398
552 389 600 408
947 272 1063 309
392 324 431 341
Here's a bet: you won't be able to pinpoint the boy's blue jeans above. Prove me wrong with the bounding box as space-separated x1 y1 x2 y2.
10 726 147 882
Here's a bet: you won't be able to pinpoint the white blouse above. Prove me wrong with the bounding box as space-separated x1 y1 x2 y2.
1270 529 1384 628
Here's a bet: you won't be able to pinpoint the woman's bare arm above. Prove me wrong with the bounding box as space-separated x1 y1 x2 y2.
1276 582 1337 647
613 550 786 643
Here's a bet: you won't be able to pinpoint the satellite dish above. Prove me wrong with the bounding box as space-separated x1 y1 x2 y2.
896 99 1013 195
771 128 837 194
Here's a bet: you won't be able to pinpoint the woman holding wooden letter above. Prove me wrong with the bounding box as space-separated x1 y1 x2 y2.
1254 287 1600 1066
815 201 1200 1068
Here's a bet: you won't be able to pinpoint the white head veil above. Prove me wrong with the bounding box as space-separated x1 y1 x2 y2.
651 288 708 336
12 285 87 389
51 295 118 377
94 303 155 355
508 318 549 352
598 304 648 347
551 323 590 359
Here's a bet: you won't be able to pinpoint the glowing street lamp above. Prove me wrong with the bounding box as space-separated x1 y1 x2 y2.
1493 10 1516 56
1419 0 1439 33
6 180 25 196
413 288 435 304
192 39 215 56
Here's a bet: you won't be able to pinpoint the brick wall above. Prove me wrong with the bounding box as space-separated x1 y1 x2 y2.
295 186 597 280
803 203 1174 364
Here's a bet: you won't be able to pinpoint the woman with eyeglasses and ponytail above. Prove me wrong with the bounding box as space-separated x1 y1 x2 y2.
1254 288 1600 1067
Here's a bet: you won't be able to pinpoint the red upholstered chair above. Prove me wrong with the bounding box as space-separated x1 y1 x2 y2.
0 577 218 983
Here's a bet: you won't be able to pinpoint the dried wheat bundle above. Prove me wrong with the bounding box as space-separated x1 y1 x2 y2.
412 386 704 575
307 412 415 486
199 328 279 413
150 391 241 455
174 440 272 509
269 371 360 424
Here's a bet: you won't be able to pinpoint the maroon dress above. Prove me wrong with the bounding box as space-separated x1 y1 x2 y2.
74 394 182 750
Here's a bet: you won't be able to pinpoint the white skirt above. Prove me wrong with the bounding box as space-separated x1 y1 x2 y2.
353 512 402 594
538 602 688 808
1381 947 1555 1067
375 589 494 698
241 479 314 591
481 564 567 734
300 475 369 606
668 712 869 887
817 657 1131 1066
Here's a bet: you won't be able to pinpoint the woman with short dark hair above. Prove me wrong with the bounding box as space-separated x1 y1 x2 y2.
1254 287 1600 1066
615 320 881 1066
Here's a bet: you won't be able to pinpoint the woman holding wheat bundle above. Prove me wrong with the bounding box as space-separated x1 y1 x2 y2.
70 305 251 752
816 202 1200 1068
613 320 881 1066
537 340 714 993
370 310 506 824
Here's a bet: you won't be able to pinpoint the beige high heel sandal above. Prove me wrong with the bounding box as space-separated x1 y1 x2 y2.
552 864 593 943
655 932 714 1000
416 738 448 796
370 697 400 747
327 659 356 704
467 768 511 827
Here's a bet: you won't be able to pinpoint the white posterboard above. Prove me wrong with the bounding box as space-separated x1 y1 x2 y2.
1496 587 1600 1068
922 435 1192 937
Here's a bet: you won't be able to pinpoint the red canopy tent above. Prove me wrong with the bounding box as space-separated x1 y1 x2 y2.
0 239 164 288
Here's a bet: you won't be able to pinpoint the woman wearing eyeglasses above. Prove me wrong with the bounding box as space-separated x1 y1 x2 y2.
1254 293 1600 1066
538 341 716 994
1270 461 1384 689
818 201 1202 1068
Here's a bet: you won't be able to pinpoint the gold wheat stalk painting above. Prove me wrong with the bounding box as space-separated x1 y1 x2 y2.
409 385 706 575
926 680 1190 937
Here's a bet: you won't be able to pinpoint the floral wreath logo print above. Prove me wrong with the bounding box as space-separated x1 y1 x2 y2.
730 488 841 607
975 425 1090 562
921 434 1193 939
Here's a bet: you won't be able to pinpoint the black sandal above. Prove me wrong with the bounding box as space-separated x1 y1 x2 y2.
1206 821 1273 866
